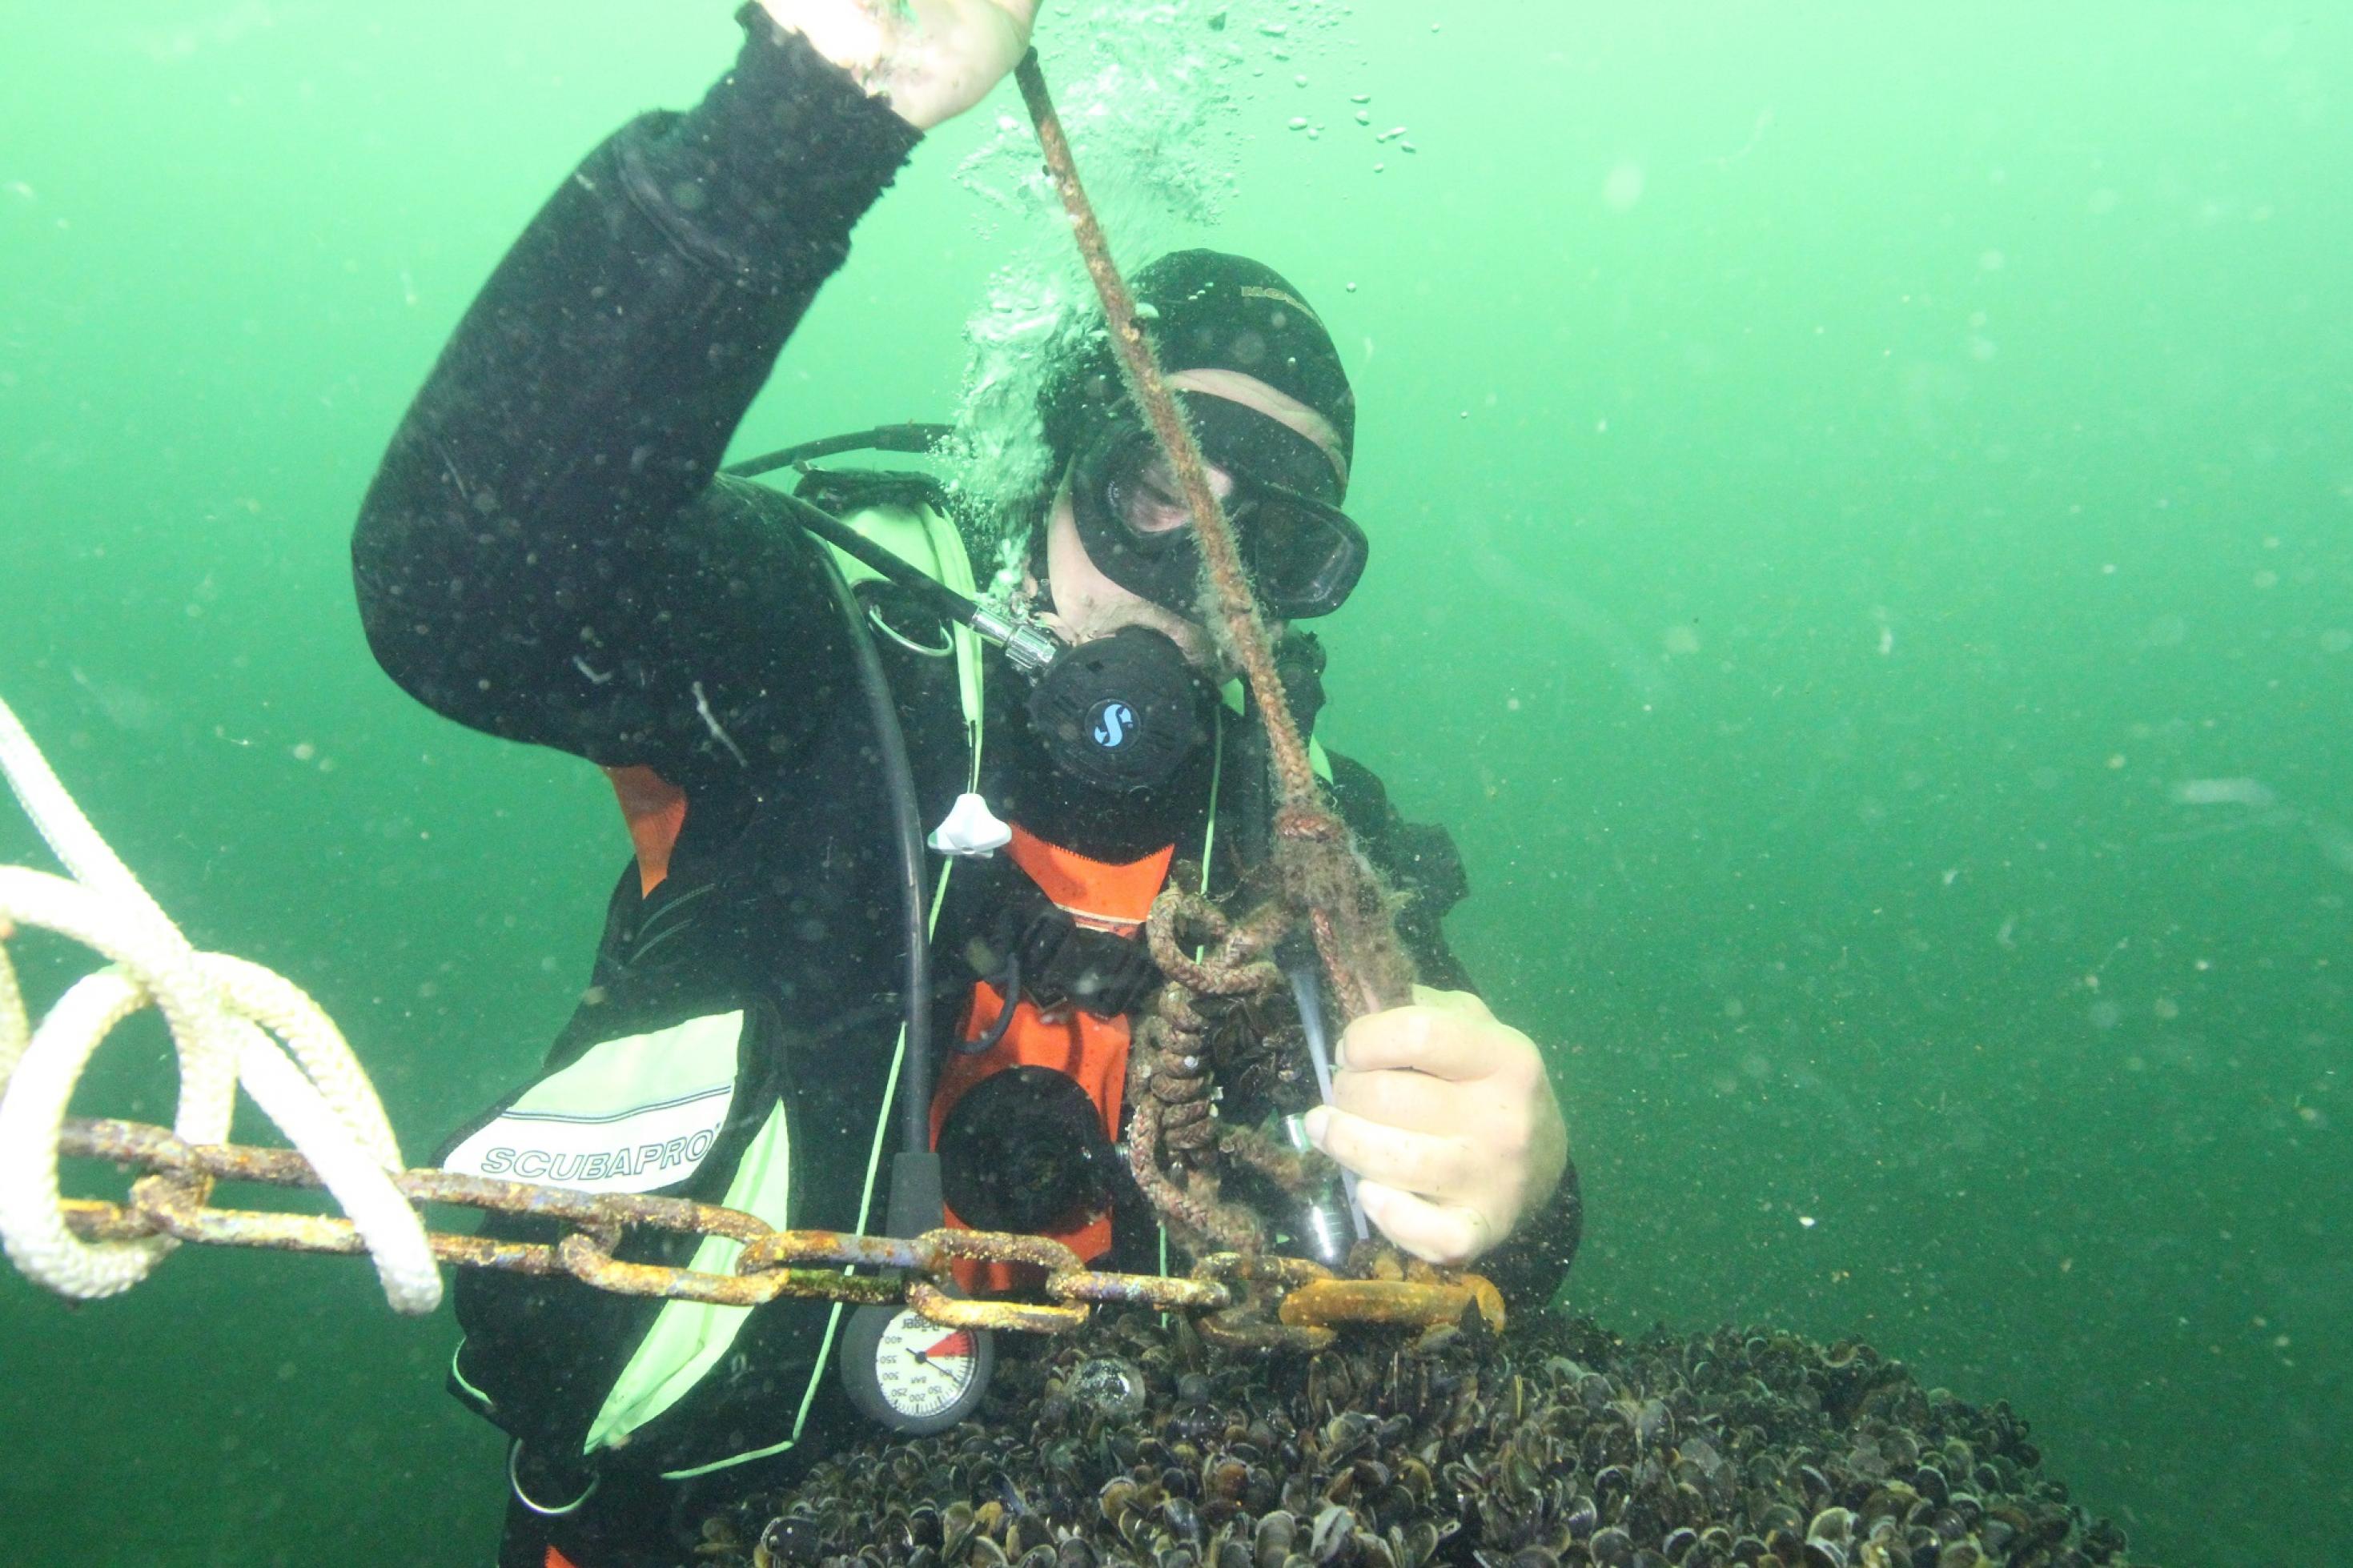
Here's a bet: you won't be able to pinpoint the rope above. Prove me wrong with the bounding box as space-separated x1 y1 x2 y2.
0 694 440 1313
1012 52 1415 1020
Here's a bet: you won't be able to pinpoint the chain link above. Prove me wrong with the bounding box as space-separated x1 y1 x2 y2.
49 1117 1499 1348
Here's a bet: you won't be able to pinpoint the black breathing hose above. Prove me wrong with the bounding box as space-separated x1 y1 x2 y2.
794 525 939 1201
723 423 954 480
960 948 1022 1057
769 487 981 632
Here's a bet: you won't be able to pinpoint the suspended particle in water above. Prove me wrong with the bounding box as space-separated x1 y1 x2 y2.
1344 281 1357 292
1289 116 1309 130
1295 74 1308 86
1351 92 1371 103
1355 109 1371 125
1602 162 1646 211
2169 777 2274 808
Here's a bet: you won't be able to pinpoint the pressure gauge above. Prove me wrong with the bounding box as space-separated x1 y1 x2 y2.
841 1301 995 1434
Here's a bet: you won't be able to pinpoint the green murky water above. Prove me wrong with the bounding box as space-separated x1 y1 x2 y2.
3 3 2345 1562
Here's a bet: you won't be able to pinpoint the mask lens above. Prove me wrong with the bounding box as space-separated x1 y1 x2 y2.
1106 438 1232 540
1244 487 1367 619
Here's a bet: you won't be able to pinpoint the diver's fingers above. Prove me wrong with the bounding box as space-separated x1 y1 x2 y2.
1329 1061 1466 1137
1352 1179 1497 1268
1302 1105 1480 1201
1336 987 1520 1082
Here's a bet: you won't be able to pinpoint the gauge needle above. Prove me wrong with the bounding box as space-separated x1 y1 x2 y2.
910 1331 971 1365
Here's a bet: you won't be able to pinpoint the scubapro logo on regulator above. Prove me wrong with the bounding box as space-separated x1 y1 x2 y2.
1090 699 1136 749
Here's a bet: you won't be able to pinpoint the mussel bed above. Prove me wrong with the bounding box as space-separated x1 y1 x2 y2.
700 1310 2135 1568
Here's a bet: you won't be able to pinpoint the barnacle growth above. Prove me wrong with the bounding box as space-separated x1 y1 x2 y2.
706 1313 2135 1568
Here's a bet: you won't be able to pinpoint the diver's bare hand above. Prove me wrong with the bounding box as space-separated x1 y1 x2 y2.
1303 987 1570 1267
756 0 1039 130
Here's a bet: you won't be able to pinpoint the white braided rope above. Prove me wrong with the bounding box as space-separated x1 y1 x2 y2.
0 694 440 1313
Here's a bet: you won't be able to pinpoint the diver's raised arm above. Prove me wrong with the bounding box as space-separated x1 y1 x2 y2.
757 0 1042 130
352 10 932 784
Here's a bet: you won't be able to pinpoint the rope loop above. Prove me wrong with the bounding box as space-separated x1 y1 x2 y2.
1146 889 1283 997
0 694 440 1313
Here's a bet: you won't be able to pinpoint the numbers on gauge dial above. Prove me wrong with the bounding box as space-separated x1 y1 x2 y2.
873 1310 981 1419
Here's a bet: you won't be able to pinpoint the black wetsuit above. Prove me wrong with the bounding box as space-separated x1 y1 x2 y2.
352 13 1579 1566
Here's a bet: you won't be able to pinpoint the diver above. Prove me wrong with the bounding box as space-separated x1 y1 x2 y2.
351 2 1580 1564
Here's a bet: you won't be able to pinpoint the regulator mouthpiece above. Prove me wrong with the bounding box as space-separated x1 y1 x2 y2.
1025 626 1210 794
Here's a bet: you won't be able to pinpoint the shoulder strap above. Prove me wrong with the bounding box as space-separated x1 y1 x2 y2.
798 471 986 743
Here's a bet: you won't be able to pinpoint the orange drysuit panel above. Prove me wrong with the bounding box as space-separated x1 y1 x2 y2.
933 828 1175 1291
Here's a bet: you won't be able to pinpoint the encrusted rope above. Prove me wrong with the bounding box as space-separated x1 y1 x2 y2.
0 694 440 1313
1013 52 1414 1021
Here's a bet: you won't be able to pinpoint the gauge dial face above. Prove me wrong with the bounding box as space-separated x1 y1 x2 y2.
872 1309 984 1420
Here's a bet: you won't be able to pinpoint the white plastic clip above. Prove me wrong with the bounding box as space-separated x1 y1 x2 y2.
927 791 1012 857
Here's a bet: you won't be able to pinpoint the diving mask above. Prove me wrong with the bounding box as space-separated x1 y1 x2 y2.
1068 392 1367 622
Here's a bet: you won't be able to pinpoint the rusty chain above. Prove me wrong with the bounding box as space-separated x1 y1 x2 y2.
50 1116 1501 1350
